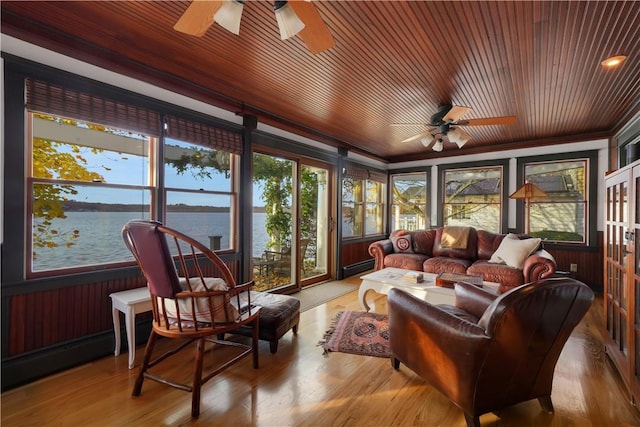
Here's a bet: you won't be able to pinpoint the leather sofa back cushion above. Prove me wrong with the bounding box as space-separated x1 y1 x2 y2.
391 229 436 256
476 230 537 260
433 227 477 260
476 230 506 260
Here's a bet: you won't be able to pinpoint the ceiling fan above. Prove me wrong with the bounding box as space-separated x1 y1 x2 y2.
395 105 516 151
173 1 335 54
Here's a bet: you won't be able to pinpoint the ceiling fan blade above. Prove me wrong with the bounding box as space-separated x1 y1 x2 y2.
289 1 335 54
174 1 223 37
401 129 435 143
442 105 472 122
457 116 517 126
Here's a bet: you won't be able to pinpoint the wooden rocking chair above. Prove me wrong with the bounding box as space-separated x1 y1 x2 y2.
121 220 261 418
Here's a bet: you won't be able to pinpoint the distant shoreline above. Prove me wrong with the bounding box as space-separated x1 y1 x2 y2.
62 201 266 213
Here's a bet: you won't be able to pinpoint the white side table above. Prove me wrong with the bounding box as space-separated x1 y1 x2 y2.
110 287 152 369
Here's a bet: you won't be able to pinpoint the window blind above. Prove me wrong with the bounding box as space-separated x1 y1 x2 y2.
343 162 387 183
26 79 162 136
165 115 242 154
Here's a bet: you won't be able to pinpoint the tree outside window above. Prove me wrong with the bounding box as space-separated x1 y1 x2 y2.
443 167 502 233
390 173 428 231
342 173 385 238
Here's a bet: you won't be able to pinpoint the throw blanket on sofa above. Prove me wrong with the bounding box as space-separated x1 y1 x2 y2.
441 226 471 249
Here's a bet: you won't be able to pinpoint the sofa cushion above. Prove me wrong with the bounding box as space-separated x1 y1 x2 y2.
467 260 525 290
410 229 437 256
433 227 478 260
424 256 471 275
384 253 430 271
489 234 541 268
390 234 413 253
476 230 507 260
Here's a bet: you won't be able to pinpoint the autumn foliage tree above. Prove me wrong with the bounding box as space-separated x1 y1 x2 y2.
32 115 108 258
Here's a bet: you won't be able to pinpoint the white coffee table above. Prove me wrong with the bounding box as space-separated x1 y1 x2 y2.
358 267 498 312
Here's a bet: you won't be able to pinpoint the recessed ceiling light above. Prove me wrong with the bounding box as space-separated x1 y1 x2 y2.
601 55 627 68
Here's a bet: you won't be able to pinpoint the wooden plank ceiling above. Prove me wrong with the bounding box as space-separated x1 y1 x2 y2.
2 1 640 162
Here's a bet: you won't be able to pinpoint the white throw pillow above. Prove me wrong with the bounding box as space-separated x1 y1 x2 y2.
488 234 542 269
163 277 240 324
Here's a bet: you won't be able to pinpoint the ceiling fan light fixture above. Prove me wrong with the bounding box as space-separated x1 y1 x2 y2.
274 1 305 40
448 127 471 148
420 134 435 147
432 139 444 152
601 55 627 68
214 0 244 35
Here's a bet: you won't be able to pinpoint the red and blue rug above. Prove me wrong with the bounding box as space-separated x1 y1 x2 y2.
320 310 391 358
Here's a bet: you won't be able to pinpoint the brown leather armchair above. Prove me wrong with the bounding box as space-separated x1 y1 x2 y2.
388 277 594 427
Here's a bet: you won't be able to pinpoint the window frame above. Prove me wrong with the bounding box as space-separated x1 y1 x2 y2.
517 151 598 248
341 163 387 240
20 75 243 278
437 159 509 232
389 171 430 232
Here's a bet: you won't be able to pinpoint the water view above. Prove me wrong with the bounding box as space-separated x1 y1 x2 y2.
32 212 269 271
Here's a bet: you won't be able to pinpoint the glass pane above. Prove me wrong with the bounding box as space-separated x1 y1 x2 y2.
342 178 361 202
342 203 363 237
443 167 501 232
391 205 427 231
300 165 329 279
443 203 501 233
528 202 586 242
30 113 151 273
164 138 231 191
32 114 150 185
365 202 383 235
31 183 150 271
391 173 428 231
165 192 233 251
252 153 294 291
444 168 501 203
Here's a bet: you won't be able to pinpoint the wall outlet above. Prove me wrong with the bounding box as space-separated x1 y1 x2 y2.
570 263 578 273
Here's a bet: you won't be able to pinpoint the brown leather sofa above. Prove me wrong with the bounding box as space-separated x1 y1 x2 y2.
368 227 556 292
388 277 594 427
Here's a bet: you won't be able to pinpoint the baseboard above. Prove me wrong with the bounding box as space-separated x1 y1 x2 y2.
342 259 374 278
1 320 152 391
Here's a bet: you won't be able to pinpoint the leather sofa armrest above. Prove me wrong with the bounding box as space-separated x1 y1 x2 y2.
388 288 491 407
523 249 556 282
454 281 499 319
368 239 394 270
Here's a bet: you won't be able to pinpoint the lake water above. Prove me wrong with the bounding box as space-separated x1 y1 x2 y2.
32 212 269 271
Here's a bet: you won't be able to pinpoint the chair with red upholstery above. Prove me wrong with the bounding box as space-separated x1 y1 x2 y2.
388 277 594 427
122 220 260 418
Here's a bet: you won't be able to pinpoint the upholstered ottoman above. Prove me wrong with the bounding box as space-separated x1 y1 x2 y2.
229 291 300 353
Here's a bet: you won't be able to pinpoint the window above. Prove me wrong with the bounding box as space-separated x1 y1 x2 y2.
29 112 153 273
163 116 241 252
390 172 428 231
342 164 386 238
523 159 588 243
442 166 502 233
25 79 241 275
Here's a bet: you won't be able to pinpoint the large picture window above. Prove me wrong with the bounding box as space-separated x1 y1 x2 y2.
390 172 428 231
524 159 588 243
442 166 502 233
25 79 241 275
29 113 152 273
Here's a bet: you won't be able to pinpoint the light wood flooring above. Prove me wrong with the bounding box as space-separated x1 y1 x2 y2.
2 277 640 426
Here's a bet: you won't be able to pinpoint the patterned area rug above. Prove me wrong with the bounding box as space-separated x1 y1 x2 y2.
320 310 391 358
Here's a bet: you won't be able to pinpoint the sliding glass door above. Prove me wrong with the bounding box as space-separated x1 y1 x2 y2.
252 152 333 292
300 161 332 286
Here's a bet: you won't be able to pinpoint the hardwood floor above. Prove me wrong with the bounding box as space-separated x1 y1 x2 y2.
2 277 640 426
